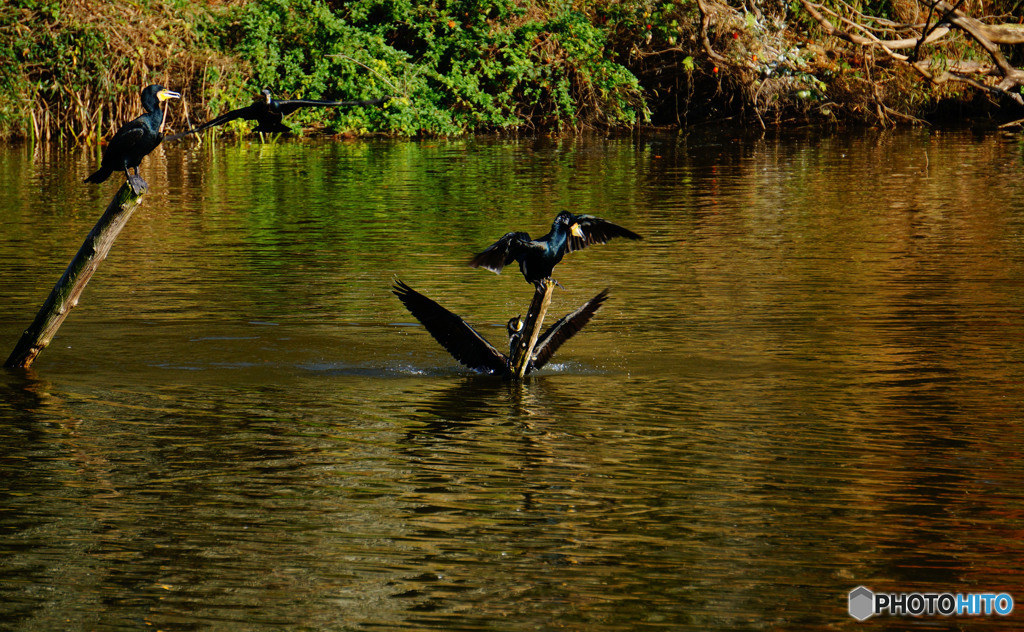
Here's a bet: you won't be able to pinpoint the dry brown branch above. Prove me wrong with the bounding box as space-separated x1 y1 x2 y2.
879 28 951 50
695 0 728 64
982 24 1024 45
929 1 1017 78
801 0 1024 106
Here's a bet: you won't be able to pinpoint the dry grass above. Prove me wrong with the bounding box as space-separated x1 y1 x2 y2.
6 0 244 143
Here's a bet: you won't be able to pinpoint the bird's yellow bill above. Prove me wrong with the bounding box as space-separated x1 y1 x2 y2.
158 90 180 134
570 223 584 238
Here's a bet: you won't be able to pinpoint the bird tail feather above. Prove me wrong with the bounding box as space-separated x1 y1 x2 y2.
83 166 113 184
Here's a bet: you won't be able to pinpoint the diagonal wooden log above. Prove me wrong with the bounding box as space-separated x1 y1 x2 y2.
509 278 555 379
5 181 147 369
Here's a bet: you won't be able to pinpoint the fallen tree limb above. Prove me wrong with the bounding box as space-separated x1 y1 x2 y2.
800 0 1024 106
5 182 147 369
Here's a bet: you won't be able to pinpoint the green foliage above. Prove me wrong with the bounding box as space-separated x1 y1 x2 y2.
2 0 1022 139
0 6 30 135
209 0 404 134
211 0 644 135
0 1 117 139
0 0 224 141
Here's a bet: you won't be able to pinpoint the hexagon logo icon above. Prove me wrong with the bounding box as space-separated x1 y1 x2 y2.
849 586 875 621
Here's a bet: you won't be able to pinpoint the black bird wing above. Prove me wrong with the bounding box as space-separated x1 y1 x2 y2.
393 280 509 375
274 97 389 116
468 232 535 274
164 103 263 141
103 120 149 162
565 215 643 253
530 288 609 371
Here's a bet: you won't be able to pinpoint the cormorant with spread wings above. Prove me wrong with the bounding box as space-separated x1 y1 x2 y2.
469 211 641 285
167 89 388 139
393 280 608 376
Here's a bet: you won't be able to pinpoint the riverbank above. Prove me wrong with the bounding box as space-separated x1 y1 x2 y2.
1 0 1021 142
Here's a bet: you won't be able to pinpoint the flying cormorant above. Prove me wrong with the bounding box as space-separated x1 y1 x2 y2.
84 84 180 193
469 211 642 285
165 89 389 139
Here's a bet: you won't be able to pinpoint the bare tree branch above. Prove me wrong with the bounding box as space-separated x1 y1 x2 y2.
695 0 728 64
800 0 1024 106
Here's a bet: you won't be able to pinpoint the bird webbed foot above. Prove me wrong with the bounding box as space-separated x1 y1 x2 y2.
126 174 148 196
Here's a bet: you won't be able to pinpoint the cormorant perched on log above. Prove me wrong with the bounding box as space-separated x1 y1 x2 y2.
393 280 608 376
470 211 642 286
84 84 180 194
166 89 389 140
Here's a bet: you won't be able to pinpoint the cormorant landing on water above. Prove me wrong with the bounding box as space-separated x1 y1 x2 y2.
84 84 180 194
393 280 608 377
470 211 642 286
166 89 389 140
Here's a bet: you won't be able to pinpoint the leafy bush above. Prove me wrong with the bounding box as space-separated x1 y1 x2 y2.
3 0 1021 140
0 0 238 142
214 0 645 135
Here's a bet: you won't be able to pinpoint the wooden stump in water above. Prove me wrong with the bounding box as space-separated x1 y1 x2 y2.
5 182 147 369
509 278 556 379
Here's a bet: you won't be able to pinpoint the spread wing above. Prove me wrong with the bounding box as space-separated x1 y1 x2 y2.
164 103 262 141
565 215 643 253
275 97 389 116
393 280 508 375
530 288 608 371
468 232 533 274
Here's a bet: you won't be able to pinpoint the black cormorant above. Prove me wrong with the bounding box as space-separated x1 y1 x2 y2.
469 211 642 285
166 89 389 139
393 280 608 376
84 84 180 193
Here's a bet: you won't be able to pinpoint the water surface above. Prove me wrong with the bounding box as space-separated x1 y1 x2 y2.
1 130 1023 630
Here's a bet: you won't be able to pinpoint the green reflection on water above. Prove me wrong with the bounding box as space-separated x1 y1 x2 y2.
1 131 1023 631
